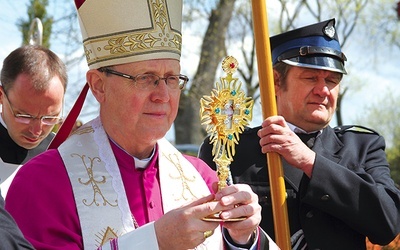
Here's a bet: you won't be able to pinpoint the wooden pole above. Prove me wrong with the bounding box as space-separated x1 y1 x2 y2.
251 1 291 249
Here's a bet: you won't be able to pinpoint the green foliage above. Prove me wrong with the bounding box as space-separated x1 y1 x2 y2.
17 0 53 48
385 127 400 186
355 91 400 186
387 148 400 187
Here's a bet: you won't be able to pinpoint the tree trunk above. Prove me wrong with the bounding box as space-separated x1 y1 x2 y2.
335 87 347 126
175 0 236 145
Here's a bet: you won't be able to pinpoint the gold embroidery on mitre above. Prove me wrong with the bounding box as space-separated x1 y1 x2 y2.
83 0 181 67
95 226 119 247
71 153 118 207
163 152 199 201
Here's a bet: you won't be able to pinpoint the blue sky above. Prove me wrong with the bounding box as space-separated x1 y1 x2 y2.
0 1 26 57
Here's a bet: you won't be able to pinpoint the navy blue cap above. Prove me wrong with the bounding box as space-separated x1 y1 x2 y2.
270 18 347 74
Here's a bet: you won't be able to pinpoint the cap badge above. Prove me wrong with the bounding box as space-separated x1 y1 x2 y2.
323 21 336 39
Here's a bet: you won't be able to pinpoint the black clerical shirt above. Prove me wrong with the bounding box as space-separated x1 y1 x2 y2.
0 123 54 164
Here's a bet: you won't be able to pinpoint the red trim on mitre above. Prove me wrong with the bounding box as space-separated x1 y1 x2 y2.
47 83 89 149
74 0 85 9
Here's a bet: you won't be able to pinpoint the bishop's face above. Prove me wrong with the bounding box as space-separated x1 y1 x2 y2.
89 59 183 159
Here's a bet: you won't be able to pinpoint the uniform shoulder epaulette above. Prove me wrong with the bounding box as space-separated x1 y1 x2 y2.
334 125 379 135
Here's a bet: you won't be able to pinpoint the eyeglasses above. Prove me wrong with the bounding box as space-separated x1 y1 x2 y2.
98 68 189 90
2 91 63 125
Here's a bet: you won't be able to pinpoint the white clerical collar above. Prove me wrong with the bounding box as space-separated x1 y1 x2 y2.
109 137 155 169
134 152 154 169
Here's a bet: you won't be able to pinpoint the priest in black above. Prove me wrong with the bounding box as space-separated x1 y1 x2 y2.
0 124 54 165
199 19 400 250
0 45 67 197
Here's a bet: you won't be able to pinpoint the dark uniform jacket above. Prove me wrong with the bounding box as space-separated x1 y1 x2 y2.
0 195 34 249
0 123 54 165
198 125 400 250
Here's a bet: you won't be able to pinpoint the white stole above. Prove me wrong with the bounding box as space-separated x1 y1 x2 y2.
0 158 22 198
60 117 222 249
